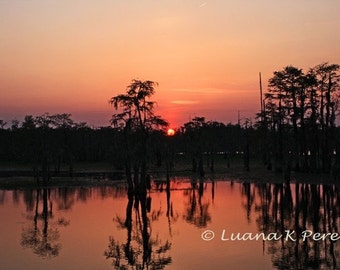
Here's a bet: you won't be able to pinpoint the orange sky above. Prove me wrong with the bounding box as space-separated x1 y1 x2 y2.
1 1 340 127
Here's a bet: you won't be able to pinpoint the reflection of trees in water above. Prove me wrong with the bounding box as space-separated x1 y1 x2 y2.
54 186 127 210
242 182 340 269
21 188 69 258
0 190 6 204
105 182 175 269
1 185 128 259
55 186 127 209
182 178 211 228
20 186 125 259
12 190 21 205
56 187 77 210
2 185 127 211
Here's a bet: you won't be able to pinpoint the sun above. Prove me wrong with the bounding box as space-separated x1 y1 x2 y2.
167 128 175 136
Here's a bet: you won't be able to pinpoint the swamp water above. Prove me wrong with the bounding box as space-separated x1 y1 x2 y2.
0 179 339 269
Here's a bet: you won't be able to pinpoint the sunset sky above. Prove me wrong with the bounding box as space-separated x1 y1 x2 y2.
1 0 340 127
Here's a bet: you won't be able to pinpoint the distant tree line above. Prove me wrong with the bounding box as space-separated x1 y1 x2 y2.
0 113 121 184
0 114 249 188
1 114 115 162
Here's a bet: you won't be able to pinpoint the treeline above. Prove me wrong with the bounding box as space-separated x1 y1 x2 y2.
0 112 251 175
2 112 338 176
0 113 116 164
257 62 340 174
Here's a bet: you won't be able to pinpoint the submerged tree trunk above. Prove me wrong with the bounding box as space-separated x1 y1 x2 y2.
198 156 204 177
125 160 134 195
192 158 197 172
210 151 215 173
42 154 50 186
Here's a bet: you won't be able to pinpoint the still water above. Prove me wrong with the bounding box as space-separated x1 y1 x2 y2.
0 178 339 270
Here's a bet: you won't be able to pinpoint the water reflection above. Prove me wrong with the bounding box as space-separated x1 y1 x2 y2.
21 188 63 258
242 182 340 269
104 193 172 269
5 186 126 260
183 178 211 228
0 180 340 269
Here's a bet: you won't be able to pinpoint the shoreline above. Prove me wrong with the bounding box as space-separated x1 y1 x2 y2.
0 165 338 190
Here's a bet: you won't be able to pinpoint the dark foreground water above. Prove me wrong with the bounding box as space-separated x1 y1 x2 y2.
0 178 339 270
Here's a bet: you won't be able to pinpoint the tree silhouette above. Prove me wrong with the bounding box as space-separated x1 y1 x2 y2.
260 62 340 174
310 63 340 172
182 117 206 176
109 79 168 194
0 120 7 129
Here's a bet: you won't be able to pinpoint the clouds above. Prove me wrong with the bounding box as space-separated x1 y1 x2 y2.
171 100 199 105
198 2 207 8
172 88 225 94
168 88 226 106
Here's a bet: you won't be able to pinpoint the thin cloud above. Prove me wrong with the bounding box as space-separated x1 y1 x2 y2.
172 88 225 94
171 100 199 105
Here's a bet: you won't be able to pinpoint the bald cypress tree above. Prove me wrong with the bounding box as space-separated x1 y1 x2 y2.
109 80 168 194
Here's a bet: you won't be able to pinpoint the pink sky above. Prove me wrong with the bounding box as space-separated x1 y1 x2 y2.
1 1 340 127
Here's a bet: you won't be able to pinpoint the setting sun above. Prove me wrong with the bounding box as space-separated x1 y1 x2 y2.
167 128 175 136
